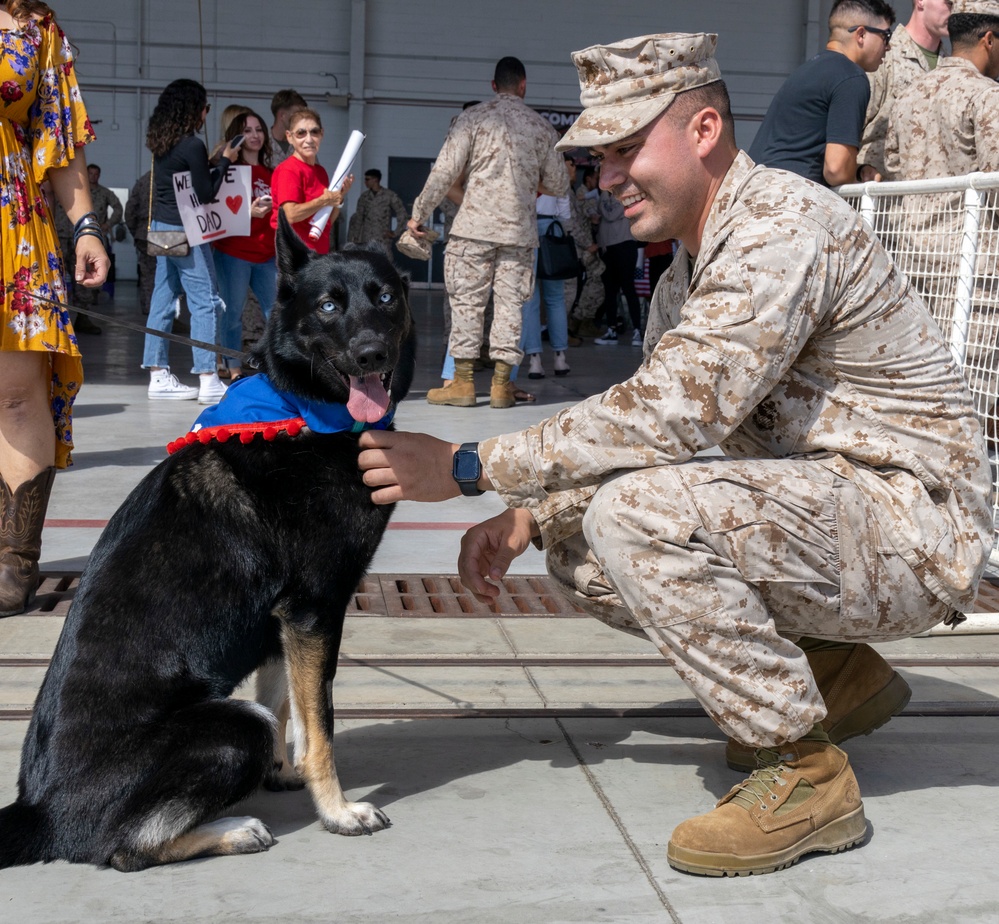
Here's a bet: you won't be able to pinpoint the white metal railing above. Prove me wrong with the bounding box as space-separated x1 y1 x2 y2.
838 173 999 622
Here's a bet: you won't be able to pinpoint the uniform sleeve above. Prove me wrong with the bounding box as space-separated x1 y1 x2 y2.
973 90 999 174
412 121 472 224
858 60 891 173
28 16 96 184
106 188 124 226
390 190 408 225
479 214 832 508
538 133 569 199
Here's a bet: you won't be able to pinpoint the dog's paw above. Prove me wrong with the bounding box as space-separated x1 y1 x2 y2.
263 761 306 792
321 802 391 836
218 816 276 854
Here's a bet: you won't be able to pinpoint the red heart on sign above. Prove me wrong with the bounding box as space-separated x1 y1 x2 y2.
225 195 242 214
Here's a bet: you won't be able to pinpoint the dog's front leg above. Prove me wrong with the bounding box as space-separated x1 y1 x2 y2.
281 624 390 835
256 658 305 791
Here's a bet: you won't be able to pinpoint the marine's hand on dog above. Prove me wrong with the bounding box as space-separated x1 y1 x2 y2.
359 430 483 504
458 508 538 602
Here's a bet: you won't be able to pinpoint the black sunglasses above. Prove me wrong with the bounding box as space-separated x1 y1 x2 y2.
847 24 892 45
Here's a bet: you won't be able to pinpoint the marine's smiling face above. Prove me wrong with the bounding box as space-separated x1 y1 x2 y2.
262 215 416 419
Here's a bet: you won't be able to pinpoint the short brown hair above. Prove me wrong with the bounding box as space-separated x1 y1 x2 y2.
270 89 307 117
287 108 323 133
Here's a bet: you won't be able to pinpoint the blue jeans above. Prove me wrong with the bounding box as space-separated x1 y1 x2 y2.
142 221 221 374
521 220 569 355
212 249 277 369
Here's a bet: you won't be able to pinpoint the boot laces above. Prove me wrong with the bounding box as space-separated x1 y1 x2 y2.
729 746 793 811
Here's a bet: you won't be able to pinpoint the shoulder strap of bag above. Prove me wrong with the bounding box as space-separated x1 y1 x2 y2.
146 155 154 235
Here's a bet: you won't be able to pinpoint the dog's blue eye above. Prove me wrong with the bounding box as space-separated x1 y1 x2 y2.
320 301 336 313
379 292 393 304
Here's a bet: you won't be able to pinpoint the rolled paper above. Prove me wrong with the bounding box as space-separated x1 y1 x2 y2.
308 129 366 240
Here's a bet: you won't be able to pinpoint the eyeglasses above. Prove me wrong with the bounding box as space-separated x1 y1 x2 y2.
292 128 322 138
204 103 211 114
847 24 892 46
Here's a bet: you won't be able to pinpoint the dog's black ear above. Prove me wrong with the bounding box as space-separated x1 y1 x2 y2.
276 208 313 277
343 240 392 259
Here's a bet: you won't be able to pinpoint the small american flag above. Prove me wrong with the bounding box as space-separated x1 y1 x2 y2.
634 257 651 298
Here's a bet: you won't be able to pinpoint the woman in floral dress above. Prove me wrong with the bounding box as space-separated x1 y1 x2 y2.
0 0 108 616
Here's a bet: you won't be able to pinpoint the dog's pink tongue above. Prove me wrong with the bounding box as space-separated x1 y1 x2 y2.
347 374 391 423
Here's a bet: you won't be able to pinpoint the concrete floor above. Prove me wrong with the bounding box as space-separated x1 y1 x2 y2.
1 284 997 922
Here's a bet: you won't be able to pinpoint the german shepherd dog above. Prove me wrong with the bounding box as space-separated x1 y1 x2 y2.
0 214 415 871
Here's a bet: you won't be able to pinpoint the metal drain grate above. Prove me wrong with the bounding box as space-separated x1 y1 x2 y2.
28 572 588 619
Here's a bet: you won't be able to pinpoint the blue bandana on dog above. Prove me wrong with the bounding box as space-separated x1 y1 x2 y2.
166 374 394 455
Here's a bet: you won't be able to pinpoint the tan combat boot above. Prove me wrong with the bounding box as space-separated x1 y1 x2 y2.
427 358 477 407
725 640 911 772
669 730 867 876
489 361 516 408
0 467 56 617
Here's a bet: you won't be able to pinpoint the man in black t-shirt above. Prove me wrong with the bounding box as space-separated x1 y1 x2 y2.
749 0 895 186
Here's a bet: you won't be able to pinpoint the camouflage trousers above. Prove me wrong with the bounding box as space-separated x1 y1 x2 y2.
566 248 605 322
544 457 953 747
444 236 534 367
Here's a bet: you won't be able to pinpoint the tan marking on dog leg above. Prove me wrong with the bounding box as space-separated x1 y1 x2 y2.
111 817 274 870
281 627 390 835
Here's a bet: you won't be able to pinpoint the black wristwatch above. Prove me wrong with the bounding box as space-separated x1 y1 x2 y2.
452 442 485 496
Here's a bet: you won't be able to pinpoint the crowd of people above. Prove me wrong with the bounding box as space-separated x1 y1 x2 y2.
1 0 997 881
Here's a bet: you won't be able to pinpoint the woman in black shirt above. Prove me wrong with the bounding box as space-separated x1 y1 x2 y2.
141 79 240 403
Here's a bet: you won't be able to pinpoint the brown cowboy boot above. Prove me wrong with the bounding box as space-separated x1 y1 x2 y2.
489 361 516 408
725 640 911 772
427 358 477 407
669 728 867 876
0 466 56 617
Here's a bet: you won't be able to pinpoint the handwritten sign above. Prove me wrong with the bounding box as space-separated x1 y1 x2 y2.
173 165 252 246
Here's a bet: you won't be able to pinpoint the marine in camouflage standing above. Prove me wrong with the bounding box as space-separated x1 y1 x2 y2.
359 33 992 877
562 155 605 335
407 56 568 409
347 169 408 244
883 2 999 423
858 0 952 180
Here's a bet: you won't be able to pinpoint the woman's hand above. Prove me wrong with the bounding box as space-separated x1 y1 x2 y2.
250 196 273 219
458 508 538 603
74 233 110 288
220 138 243 162
320 187 344 209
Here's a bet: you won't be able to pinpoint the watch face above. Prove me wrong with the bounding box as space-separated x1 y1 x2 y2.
453 450 480 482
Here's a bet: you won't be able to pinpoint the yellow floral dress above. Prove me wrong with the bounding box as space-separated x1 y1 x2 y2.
1 14 95 468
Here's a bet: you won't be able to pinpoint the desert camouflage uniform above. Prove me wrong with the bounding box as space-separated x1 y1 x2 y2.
479 152 993 747
348 186 408 244
411 93 568 366
883 56 999 420
859 27 939 178
564 189 604 324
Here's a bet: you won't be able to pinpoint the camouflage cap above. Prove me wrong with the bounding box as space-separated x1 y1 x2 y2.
951 0 999 13
556 33 722 152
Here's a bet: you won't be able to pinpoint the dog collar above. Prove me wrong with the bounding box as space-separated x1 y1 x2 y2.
166 374 394 455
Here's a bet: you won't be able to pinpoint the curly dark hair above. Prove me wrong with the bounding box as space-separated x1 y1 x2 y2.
225 108 272 170
2 1 55 22
146 79 208 157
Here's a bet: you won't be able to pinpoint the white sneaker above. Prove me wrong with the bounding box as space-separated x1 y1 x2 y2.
594 328 618 345
198 372 228 405
632 329 643 345
148 369 198 400
553 350 570 376
527 354 545 379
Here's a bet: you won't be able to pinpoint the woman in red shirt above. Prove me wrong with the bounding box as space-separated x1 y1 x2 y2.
270 108 352 255
212 108 275 379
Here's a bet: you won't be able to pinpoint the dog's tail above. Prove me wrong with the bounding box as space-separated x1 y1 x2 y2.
0 801 49 868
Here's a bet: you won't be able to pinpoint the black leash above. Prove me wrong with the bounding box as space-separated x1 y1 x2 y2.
9 286 259 369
